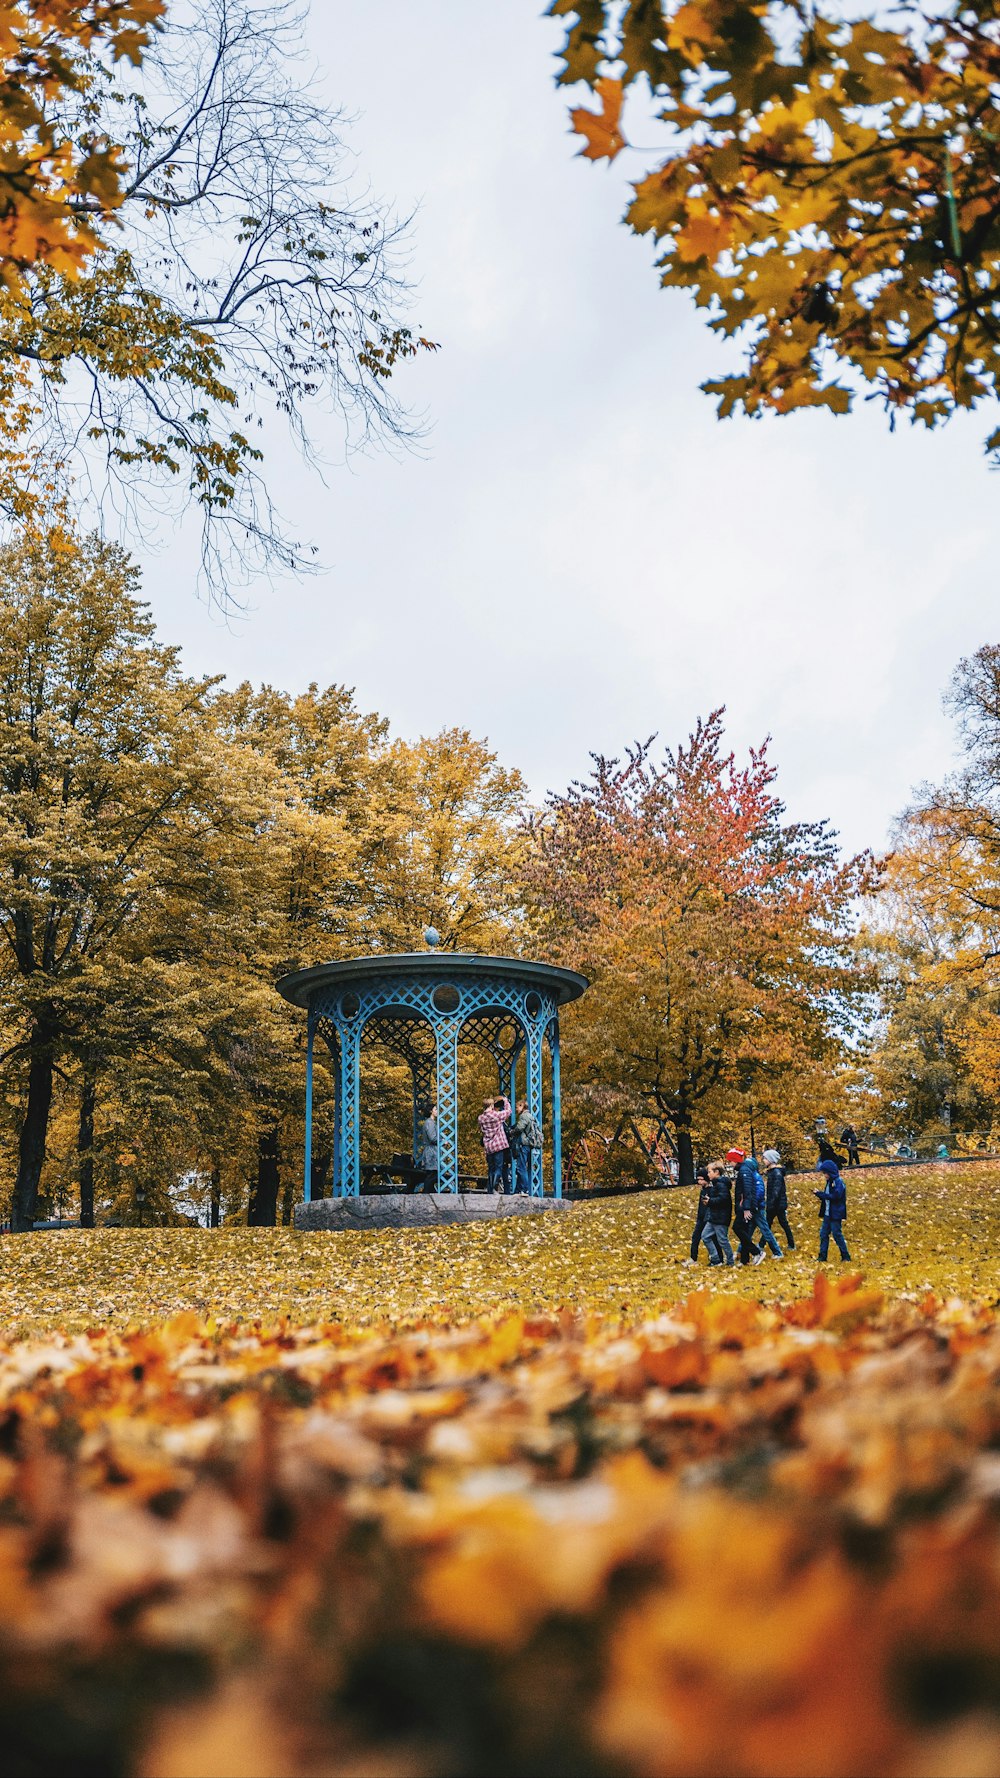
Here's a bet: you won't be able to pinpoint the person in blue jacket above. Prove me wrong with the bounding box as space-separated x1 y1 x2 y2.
814 1158 851 1261
727 1147 784 1263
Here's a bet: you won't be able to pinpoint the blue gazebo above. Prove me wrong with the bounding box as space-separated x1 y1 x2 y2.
276 950 588 1199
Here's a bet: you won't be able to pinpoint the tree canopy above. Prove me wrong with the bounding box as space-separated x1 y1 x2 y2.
861 643 1000 1152
553 1 1000 459
6 524 999 1226
524 712 870 1183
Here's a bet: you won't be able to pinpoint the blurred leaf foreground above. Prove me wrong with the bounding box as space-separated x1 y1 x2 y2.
1 1166 999 1778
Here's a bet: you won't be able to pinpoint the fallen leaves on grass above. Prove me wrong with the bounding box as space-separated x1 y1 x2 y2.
0 1274 996 1775
0 1162 997 1338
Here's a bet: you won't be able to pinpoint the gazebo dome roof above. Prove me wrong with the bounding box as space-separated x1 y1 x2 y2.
276 952 588 1010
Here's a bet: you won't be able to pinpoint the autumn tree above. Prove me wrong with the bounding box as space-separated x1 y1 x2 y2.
0 0 430 591
207 706 528 1223
525 712 868 1184
863 642 1000 1148
361 729 527 954
862 840 995 1152
208 680 391 1225
0 521 270 1231
553 1 1000 462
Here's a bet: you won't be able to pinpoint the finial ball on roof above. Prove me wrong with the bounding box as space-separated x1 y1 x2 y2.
423 926 441 948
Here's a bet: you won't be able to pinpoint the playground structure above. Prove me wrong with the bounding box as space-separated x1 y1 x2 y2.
564 1113 680 1191
277 950 588 1200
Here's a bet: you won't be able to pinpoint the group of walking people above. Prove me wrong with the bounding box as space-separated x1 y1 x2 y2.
688 1146 851 1267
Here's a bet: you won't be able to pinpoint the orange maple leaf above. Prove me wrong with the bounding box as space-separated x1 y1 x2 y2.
570 77 626 163
676 209 732 262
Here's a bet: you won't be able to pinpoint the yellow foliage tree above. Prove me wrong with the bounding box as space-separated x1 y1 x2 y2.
0 520 273 1230
864 643 1000 1149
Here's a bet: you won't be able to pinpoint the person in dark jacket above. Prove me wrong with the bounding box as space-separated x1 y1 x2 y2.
702 1163 735 1266
815 1158 851 1261
817 1134 845 1168
840 1124 861 1168
762 1147 795 1250
727 1148 760 1264
728 1147 783 1263
688 1163 710 1262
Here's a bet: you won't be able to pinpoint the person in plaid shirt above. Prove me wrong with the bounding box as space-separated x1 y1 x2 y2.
478 1095 511 1191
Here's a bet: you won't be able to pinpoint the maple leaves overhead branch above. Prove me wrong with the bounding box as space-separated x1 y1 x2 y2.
554 0 1000 458
0 0 164 289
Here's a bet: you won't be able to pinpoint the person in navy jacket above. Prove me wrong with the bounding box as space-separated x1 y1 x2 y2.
814 1158 851 1261
727 1147 783 1263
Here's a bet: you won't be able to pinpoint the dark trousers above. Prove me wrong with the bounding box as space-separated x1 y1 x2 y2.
767 1208 795 1250
819 1216 851 1260
487 1150 507 1190
846 1145 860 1168
736 1214 760 1264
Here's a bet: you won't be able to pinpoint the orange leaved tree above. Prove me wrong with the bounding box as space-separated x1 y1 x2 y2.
525 711 871 1183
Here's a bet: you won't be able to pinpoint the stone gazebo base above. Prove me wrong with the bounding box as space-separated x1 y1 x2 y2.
294 1193 573 1234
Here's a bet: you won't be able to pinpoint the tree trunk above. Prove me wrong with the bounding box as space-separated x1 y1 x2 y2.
675 1118 695 1188
78 1071 97 1229
280 1178 295 1226
12 1017 56 1232
310 1146 330 1202
248 1125 280 1226
209 1166 221 1229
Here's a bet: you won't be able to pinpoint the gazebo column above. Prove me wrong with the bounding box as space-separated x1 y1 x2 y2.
410 1068 421 1164
303 1013 315 1203
435 1015 460 1192
332 1053 342 1195
526 1017 545 1196
549 1018 563 1200
338 1021 361 1196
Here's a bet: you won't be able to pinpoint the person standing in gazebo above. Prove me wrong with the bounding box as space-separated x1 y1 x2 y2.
415 1099 438 1192
478 1095 511 1191
511 1098 542 1193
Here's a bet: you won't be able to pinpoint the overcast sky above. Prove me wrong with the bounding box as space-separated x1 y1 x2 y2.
138 0 999 859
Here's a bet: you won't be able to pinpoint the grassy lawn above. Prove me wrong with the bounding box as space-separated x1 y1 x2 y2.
2 1162 997 1336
